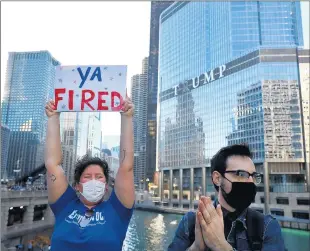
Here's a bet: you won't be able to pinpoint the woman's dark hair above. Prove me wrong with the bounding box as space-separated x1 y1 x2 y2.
211 144 252 191
73 155 109 186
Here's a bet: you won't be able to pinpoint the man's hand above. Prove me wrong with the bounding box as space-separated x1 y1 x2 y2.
188 211 206 251
198 197 233 251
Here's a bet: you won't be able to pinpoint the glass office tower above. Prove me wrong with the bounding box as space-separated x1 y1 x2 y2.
157 2 309 219
1 51 60 178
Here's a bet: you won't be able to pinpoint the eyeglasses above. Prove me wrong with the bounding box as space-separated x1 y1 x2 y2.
223 170 263 185
78 209 94 228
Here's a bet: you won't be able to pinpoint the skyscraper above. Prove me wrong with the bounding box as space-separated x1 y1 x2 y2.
298 49 310 191
157 1 309 218
86 112 102 158
60 111 102 184
60 112 78 184
1 51 60 178
131 57 148 187
1 125 11 180
146 1 172 184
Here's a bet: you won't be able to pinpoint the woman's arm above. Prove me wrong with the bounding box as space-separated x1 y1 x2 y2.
114 97 135 208
45 101 69 204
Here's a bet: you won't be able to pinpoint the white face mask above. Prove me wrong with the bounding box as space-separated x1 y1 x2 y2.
80 180 106 203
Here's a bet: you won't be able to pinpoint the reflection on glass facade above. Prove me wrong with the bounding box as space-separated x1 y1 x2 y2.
262 80 303 160
161 84 205 168
157 2 306 209
227 82 265 163
209 1 303 67
1 51 60 178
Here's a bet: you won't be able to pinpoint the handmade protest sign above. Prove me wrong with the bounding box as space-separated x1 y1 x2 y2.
54 65 127 112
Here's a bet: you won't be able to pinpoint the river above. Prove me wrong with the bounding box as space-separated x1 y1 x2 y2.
123 210 310 251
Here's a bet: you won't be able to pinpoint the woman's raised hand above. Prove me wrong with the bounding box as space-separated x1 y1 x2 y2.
45 100 60 118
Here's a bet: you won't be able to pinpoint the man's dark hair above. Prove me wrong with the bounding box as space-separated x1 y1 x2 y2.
211 144 252 191
73 155 110 186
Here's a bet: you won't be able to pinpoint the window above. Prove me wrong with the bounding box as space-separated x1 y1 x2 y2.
183 204 189 209
292 211 309 220
271 209 284 216
257 186 264 192
260 197 265 203
253 208 263 213
297 198 310 206
276 197 289 205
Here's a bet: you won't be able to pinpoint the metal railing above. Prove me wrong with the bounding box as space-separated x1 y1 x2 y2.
2 220 54 241
1 190 48 199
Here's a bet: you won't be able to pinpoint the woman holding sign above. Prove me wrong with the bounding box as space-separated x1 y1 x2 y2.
44 96 135 251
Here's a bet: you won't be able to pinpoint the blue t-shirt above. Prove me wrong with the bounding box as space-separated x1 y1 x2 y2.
49 185 133 251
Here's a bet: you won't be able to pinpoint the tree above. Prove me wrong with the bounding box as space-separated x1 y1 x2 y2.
33 235 50 250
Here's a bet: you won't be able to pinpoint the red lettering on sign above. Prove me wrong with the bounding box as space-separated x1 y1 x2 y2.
54 89 125 111
81 90 95 111
68 90 74 110
97 92 109 111
111 91 123 111
55 88 66 110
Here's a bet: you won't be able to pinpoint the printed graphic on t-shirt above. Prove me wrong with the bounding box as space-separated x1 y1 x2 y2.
65 210 106 228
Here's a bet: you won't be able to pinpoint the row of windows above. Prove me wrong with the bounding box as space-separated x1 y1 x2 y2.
260 197 310 206
253 208 309 220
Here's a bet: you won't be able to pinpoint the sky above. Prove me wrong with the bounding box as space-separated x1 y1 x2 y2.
1 1 309 145
1 1 151 144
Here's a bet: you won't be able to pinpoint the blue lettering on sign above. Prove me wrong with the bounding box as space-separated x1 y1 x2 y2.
77 67 103 88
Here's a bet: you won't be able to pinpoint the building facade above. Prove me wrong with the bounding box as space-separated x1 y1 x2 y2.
146 1 173 184
298 49 310 192
157 2 309 219
60 111 102 184
111 146 120 158
60 112 78 184
1 125 11 180
131 57 148 187
1 51 60 178
86 113 102 158
105 156 119 180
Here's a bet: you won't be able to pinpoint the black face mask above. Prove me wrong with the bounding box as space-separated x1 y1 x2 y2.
220 176 257 212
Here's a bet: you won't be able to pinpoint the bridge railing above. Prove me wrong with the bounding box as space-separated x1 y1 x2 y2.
2 220 54 241
1 190 48 199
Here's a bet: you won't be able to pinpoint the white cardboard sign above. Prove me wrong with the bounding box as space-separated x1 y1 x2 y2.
54 65 127 112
